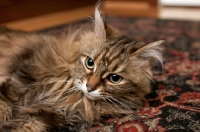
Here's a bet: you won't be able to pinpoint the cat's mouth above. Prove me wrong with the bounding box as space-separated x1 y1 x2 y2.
75 80 102 100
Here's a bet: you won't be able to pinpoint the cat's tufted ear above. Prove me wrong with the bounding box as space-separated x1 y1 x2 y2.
94 2 122 40
133 40 165 66
94 3 106 39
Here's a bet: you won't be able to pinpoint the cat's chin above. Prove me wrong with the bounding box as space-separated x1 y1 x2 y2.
75 80 101 100
84 90 101 100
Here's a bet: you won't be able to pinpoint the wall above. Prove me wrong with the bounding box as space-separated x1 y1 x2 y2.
160 0 200 6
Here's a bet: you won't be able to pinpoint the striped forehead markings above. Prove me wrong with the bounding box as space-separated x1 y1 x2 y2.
91 36 143 73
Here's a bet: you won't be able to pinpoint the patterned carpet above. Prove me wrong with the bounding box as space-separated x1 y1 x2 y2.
43 16 200 132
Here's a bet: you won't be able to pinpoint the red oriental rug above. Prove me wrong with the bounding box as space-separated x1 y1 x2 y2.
42 16 200 132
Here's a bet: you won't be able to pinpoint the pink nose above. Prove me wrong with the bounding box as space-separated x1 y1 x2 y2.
86 83 96 92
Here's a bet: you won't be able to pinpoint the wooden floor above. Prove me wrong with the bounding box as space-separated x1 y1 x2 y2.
1 3 200 32
1 6 95 31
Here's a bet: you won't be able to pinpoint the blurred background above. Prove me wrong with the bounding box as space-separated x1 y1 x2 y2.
1 0 200 31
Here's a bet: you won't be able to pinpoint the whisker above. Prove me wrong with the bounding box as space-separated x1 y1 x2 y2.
115 97 143 109
105 96 125 113
62 87 78 94
100 96 115 108
76 90 82 98
110 97 133 111
56 87 80 103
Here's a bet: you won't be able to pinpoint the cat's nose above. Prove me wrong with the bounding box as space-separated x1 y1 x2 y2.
86 83 95 92
86 73 100 92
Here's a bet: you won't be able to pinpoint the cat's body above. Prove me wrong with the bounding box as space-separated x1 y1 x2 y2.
0 5 164 132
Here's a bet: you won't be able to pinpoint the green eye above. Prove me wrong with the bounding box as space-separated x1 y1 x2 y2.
107 74 123 84
85 57 95 70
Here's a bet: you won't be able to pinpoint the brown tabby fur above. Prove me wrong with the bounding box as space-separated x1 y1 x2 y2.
0 5 164 132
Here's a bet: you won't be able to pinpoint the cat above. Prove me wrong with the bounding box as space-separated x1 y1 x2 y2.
0 4 164 132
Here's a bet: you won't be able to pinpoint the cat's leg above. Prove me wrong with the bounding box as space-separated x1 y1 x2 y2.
0 116 46 132
0 97 12 123
0 107 66 132
0 78 26 124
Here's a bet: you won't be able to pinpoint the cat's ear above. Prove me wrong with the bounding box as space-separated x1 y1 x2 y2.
94 3 106 39
94 3 122 39
133 40 165 66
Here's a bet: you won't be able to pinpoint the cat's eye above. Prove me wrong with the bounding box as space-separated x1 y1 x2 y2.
107 74 123 84
85 57 95 70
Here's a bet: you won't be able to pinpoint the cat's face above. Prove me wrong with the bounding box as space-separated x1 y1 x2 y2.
75 35 142 100
70 8 164 107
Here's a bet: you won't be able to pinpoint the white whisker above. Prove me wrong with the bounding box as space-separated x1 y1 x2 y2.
110 97 133 111
100 96 115 108
63 87 78 94
115 97 143 109
105 97 125 113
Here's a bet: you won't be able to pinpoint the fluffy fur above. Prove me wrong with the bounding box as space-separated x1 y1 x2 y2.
0 5 165 132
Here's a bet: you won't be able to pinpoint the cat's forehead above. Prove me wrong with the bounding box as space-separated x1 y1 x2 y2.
91 36 144 61
80 32 147 67
83 36 146 73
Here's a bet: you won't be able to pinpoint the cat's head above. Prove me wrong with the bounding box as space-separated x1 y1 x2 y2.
70 6 164 109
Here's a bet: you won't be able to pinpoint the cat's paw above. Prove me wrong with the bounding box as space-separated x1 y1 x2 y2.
0 118 46 132
0 100 12 123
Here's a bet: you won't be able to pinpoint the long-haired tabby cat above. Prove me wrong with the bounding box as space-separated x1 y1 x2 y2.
0 4 164 132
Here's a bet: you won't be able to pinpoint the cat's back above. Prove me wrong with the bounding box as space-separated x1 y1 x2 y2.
0 28 45 55
0 27 74 86
0 28 53 84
